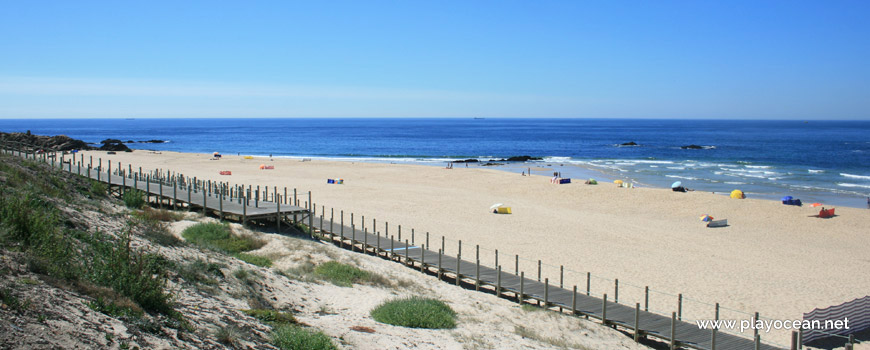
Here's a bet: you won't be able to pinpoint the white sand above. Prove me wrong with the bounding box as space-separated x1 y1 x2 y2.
83 150 870 347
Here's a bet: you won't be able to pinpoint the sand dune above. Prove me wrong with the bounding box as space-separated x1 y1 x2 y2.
81 150 870 347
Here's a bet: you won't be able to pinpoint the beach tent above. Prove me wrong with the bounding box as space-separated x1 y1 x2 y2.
809 202 822 207
730 189 745 199
781 196 793 201
490 203 511 214
614 180 623 185
671 181 682 189
700 215 713 222
259 164 266 169
586 178 598 185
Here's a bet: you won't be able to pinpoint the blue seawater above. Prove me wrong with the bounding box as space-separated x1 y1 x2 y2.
2 118 868 207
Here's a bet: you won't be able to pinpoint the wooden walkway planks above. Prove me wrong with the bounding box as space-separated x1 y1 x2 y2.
308 215 784 350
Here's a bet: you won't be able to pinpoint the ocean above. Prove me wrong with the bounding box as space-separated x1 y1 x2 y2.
2 118 869 208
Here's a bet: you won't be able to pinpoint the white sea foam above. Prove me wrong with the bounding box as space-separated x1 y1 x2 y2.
838 183 870 189
665 175 699 180
808 169 825 174
745 165 771 169
840 173 870 180
666 167 685 170
724 181 746 185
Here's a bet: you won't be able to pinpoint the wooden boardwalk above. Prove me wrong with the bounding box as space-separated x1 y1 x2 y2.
3 147 784 350
306 209 784 350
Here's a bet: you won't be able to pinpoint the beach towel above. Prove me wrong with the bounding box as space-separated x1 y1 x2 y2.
707 219 728 228
243 156 253 159
496 207 512 214
219 171 232 175
559 178 571 184
782 199 802 206
327 179 335 184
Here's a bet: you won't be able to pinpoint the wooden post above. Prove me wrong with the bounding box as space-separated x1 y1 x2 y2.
202 186 207 216
712 302 719 350
544 278 549 307
340 210 344 246
678 294 683 320
441 236 445 255
519 272 524 304
172 178 177 209
420 243 425 271
97 158 101 182
537 260 541 281
321 214 324 240
456 240 461 286
330 208 334 237
560 265 564 288
404 240 409 265
438 249 443 280
602 294 608 324
390 236 394 260
845 344 853 350
495 249 499 269
187 185 191 211
755 335 760 350
475 259 480 291
587 272 591 296
798 328 803 349
411 228 414 245
308 191 314 237
634 303 641 342
515 254 519 275
276 194 281 232
615 279 619 304
426 232 429 250
351 224 356 252
146 175 150 203
572 285 577 315
645 286 649 311
496 266 502 297
398 225 401 242
218 185 224 220
670 312 677 350
376 228 380 256
753 312 759 344
159 177 163 209
107 160 111 187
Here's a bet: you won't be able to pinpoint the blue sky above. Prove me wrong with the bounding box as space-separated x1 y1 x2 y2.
0 1 868 119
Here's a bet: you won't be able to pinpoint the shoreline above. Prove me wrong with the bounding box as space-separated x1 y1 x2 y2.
183 149 870 209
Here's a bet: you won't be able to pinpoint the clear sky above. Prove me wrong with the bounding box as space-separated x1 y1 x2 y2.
1 1 868 119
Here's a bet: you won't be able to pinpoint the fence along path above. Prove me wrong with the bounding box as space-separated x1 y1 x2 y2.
2 144 783 350
306 213 782 350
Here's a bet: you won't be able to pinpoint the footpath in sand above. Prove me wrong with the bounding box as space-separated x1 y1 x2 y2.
83 150 870 347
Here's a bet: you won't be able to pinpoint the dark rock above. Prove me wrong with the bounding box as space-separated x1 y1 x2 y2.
0 132 93 151
481 162 504 166
126 140 135 143
505 155 542 162
453 159 479 163
99 139 131 152
620 142 639 146
681 145 714 150
139 140 166 143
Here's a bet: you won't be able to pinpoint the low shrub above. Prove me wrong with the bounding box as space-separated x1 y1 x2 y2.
122 189 146 209
313 261 386 287
243 309 295 326
181 222 265 254
370 297 456 329
235 253 272 267
270 325 336 350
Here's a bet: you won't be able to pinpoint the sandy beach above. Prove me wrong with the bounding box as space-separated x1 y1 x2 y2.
81 150 870 347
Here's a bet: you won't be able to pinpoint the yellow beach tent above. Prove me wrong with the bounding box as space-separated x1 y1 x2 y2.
730 189 745 199
614 180 623 185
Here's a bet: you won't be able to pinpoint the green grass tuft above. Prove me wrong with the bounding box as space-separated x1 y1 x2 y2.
370 297 456 329
270 325 336 350
243 309 295 326
313 261 377 287
181 222 265 254
235 253 273 267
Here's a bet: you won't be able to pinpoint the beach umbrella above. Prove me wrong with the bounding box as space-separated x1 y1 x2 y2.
614 180 623 185
810 202 822 207
782 196 793 201
259 164 265 169
490 203 504 210
213 151 219 155
671 181 682 189
730 189 745 199
700 215 713 222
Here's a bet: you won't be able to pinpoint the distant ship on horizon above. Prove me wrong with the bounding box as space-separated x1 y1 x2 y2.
473 117 485 120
